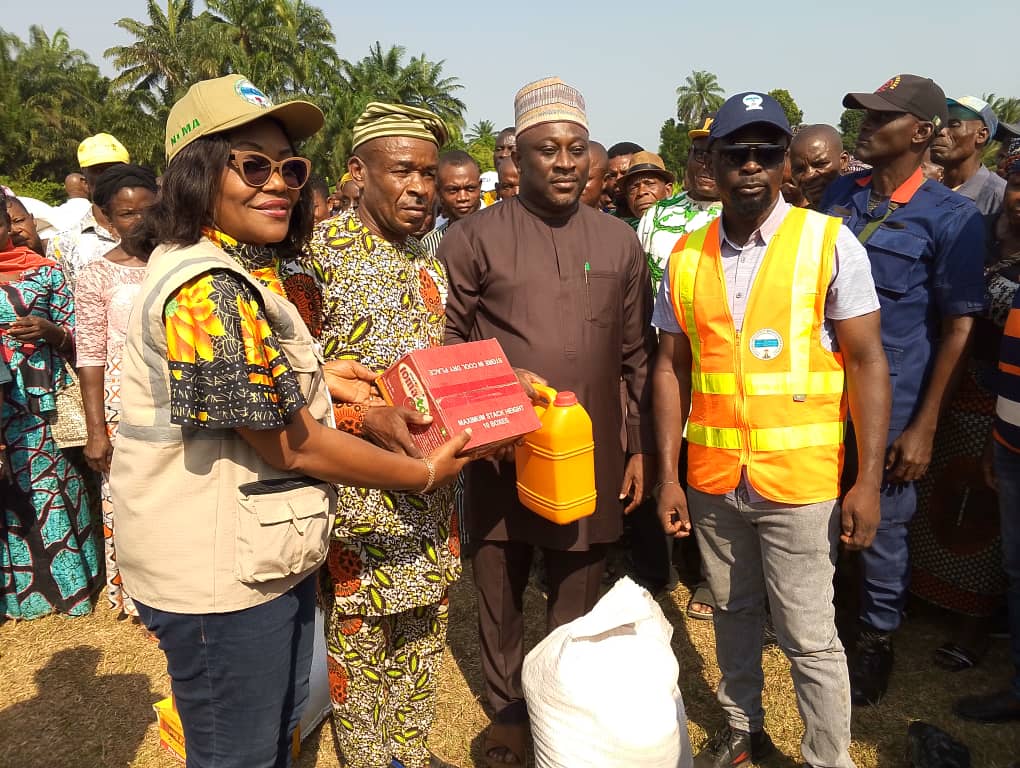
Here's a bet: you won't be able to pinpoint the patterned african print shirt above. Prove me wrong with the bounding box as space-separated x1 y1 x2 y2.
46 207 118 291
162 231 316 430
307 210 460 616
636 191 722 292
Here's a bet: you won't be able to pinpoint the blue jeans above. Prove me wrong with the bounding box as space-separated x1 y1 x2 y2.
994 443 1020 698
135 576 316 768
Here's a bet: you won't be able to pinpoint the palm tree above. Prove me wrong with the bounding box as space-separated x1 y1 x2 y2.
206 0 292 90
304 81 371 179
400 54 466 131
105 0 217 105
467 120 496 144
16 26 105 171
280 0 340 98
342 42 408 103
979 93 1020 167
983 93 1020 126
675 70 725 127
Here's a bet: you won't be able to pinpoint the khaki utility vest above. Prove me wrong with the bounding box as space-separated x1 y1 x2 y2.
110 238 336 613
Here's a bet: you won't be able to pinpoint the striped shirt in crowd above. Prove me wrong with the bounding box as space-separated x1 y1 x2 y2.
995 291 1020 452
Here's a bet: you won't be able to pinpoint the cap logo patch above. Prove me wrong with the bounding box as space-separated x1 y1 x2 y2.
743 94 764 111
878 76 901 92
235 78 273 108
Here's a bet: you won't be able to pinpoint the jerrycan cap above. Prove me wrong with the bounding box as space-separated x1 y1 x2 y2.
553 391 578 407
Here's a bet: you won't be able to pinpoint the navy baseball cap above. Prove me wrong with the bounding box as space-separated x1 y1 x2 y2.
997 120 1020 143
709 92 792 142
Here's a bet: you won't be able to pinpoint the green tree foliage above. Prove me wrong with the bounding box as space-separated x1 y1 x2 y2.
981 93 1020 167
0 25 125 185
467 120 496 144
839 109 865 153
984 94 1020 125
675 70 725 127
767 89 803 129
463 120 497 172
659 118 691 185
1 163 66 205
0 3 468 186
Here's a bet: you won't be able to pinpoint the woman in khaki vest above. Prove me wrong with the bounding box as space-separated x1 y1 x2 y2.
109 76 471 768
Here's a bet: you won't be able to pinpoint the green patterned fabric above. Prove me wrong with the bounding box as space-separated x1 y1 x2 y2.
636 191 722 292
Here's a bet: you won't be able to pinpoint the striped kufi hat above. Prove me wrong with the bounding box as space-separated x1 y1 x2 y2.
351 102 448 151
514 77 588 136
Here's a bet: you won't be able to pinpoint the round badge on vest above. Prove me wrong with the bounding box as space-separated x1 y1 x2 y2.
749 328 783 360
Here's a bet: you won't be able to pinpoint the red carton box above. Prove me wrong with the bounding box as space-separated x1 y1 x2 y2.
376 339 541 456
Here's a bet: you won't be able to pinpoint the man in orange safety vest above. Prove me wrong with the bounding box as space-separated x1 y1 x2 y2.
651 92 891 768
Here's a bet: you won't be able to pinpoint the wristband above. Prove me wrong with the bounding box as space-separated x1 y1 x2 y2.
420 457 437 493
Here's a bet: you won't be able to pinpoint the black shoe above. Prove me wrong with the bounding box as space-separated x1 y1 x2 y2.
907 721 971 768
762 616 778 650
850 627 893 706
693 725 775 768
953 689 1020 723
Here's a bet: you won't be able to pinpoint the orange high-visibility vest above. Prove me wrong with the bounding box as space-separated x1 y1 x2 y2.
668 206 846 504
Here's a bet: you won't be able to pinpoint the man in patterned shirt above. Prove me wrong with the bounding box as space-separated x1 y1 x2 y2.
307 101 463 768
421 150 482 259
46 133 130 289
636 117 722 293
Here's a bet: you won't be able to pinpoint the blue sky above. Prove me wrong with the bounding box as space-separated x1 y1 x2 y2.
6 0 1017 151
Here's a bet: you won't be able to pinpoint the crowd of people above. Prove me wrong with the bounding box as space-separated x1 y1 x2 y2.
1 68 1019 768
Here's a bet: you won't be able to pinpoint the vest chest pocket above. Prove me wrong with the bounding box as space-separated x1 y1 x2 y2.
235 478 336 583
865 227 927 298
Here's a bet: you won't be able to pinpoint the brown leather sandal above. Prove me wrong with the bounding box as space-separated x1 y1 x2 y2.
483 721 529 767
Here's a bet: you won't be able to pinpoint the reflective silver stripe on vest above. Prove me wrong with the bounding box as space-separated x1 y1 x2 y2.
115 422 233 443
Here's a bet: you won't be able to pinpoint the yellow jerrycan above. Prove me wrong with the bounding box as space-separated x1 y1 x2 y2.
515 383 597 524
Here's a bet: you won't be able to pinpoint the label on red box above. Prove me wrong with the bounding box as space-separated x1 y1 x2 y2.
376 339 541 455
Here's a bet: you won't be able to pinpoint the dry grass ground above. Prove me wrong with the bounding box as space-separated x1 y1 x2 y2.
1 569 1018 768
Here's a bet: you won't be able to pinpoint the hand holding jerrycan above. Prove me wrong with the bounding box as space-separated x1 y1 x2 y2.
515 383 597 524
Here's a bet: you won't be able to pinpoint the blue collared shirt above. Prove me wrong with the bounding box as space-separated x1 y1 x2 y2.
821 167 986 431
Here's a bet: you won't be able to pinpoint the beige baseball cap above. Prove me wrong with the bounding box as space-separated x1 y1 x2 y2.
165 75 324 163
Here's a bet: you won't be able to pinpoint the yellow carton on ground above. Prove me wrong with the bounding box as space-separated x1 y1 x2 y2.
153 696 186 763
153 696 303 762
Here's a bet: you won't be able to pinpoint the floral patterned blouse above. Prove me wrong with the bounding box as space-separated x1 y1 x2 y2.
0 265 75 416
163 230 320 430
307 210 460 616
74 258 147 424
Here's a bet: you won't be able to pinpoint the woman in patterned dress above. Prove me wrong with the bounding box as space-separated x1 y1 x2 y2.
0 193 101 620
75 165 158 620
910 164 1020 669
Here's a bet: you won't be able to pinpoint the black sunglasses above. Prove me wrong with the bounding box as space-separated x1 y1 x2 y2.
715 143 787 169
228 150 312 190
688 148 709 164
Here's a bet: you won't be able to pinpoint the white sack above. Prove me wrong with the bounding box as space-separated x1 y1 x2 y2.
522 577 693 768
300 606 332 740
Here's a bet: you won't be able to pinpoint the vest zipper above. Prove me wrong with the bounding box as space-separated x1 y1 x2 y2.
715 244 752 472
733 329 750 468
